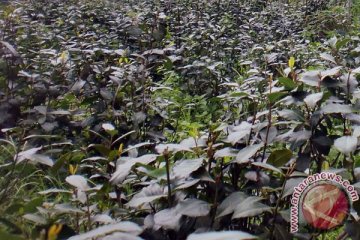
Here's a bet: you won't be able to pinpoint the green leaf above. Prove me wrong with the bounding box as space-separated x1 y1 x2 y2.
147 167 166 179
335 38 350 51
163 57 173 70
136 163 166 179
70 151 86 163
0 230 24 240
5 204 23 215
0 218 22 233
278 77 296 90
268 92 287 104
108 150 119 162
51 152 69 174
24 197 43 213
229 92 249 97
91 144 111 157
267 149 292 167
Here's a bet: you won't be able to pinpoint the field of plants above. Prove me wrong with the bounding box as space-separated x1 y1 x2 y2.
1 0 360 239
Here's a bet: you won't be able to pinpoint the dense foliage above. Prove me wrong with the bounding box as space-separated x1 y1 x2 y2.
1 0 360 239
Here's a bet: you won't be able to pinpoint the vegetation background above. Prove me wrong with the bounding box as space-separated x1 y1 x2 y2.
1 0 360 239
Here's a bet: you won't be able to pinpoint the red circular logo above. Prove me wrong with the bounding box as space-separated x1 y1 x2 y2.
301 183 349 230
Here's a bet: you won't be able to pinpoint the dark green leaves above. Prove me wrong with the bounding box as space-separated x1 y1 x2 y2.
267 149 292 167
0 231 24 240
268 92 287 104
278 77 296 90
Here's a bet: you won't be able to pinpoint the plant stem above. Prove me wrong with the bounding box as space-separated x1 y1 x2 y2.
261 74 273 162
210 175 220 228
86 194 92 231
269 163 295 240
247 101 258 146
164 148 172 207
